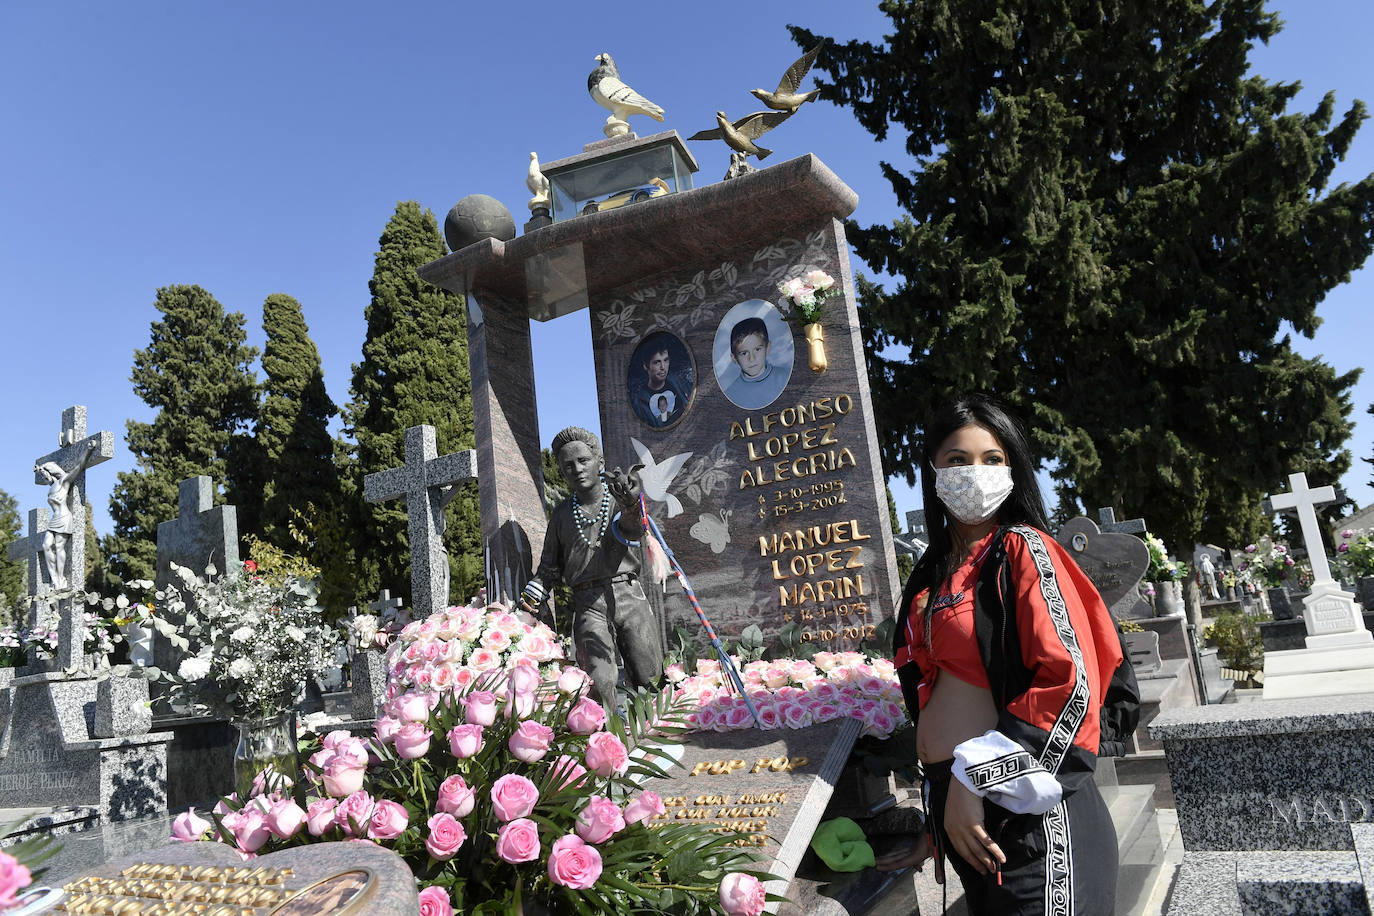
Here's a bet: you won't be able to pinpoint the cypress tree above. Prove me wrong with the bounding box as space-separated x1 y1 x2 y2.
341 202 481 609
258 293 340 556
107 285 259 582
795 0 1373 550
0 488 21 603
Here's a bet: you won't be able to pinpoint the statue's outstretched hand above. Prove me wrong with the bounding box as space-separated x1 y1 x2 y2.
605 467 641 511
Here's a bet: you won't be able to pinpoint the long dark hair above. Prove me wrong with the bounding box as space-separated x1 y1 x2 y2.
912 394 1049 597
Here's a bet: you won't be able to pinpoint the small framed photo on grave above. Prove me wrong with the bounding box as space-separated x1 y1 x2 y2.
713 299 794 411
627 330 695 429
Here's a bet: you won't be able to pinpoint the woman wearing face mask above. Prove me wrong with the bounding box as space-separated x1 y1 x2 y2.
877 394 1129 915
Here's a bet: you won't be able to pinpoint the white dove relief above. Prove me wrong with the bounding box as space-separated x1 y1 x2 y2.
629 437 693 518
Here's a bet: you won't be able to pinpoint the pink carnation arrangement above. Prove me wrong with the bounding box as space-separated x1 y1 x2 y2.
179 619 772 913
384 603 567 696
668 651 906 739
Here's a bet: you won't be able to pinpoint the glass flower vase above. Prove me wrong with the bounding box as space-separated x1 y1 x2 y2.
233 711 297 801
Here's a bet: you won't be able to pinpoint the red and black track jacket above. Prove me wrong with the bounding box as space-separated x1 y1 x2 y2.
893 524 1139 799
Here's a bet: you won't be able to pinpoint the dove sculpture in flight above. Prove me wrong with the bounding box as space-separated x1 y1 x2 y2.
629 437 692 518
588 52 665 138
750 40 827 113
688 110 793 162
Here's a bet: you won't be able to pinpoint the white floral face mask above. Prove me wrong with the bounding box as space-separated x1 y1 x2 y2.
933 465 1014 525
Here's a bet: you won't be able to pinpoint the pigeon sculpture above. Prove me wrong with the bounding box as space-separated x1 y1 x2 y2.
588 52 665 138
750 40 827 113
526 152 551 212
688 110 793 161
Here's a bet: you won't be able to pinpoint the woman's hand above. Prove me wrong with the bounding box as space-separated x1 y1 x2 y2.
875 833 932 872
943 779 1006 875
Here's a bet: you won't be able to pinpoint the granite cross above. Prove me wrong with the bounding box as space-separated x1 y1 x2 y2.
368 589 404 617
1267 472 1339 585
1098 507 1147 536
363 425 477 619
29 406 115 594
5 508 48 605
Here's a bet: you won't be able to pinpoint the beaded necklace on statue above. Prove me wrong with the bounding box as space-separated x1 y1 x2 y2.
570 474 612 546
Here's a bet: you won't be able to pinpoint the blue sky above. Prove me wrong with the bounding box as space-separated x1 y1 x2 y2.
2 1 1370 553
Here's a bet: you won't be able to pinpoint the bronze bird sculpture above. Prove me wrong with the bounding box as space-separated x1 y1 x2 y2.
750 40 827 113
688 109 793 161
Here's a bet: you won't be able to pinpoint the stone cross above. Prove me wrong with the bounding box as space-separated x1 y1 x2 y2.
28 406 115 594
1098 507 1146 535
363 425 477 619
1267 473 1339 585
368 589 404 617
893 509 928 558
6 508 49 607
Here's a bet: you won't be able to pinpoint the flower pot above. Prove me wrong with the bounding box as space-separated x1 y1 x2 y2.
233 711 298 801
1154 580 1183 617
803 322 828 372
1268 586 1295 621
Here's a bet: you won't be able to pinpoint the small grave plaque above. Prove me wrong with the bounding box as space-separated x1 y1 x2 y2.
643 717 861 910
53 838 419 914
1054 517 1152 618
1124 630 1163 677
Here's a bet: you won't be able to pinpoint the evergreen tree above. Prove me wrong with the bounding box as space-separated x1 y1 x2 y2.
795 0 1373 550
0 488 22 602
341 202 481 609
257 293 341 558
107 285 259 582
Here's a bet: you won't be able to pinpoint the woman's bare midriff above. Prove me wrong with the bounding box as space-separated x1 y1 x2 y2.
917 670 999 763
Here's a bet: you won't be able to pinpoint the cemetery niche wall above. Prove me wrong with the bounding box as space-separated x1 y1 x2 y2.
420 137 902 656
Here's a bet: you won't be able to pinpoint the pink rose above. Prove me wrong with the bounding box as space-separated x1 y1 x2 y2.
490 774 539 821
464 691 498 726
574 796 625 844
436 774 475 817
480 627 511 652
779 702 813 729
425 812 467 860
584 732 629 777
171 807 212 842
547 834 603 889
0 850 32 907
222 807 271 853
251 764 293 798
335 790 375 837
468 648 501 671
322 729 352 749
323 759 368 798
623 791 666 826
557 666 591 696
306 797 338 836
374 715 402 744
417 885 454 916
566 696 607 735
506 665 541 719
723 705 755 730
265 798 306 839
495 817 541 863
367 799 409 841
448 723 484 758
394 722 433 760
520 632 557 661
719 872 765 916
550 754 588 789
389 691 431 723
509 720 555 763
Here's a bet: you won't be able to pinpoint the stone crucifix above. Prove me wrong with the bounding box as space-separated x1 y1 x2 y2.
363 425 477 619
5 508 49 610
1098 507 1146 536
29 406 115 593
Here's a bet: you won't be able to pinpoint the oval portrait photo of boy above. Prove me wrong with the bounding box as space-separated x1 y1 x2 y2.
713 299 795 411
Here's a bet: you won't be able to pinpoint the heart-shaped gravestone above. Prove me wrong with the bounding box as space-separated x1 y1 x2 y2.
51 838 418 915
1054 517 1153 619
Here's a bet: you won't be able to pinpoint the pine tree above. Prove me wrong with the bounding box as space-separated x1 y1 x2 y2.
341 202 481 609
0 488 22 603
795 0 1373 550
107 285 259 582
257 293 340 558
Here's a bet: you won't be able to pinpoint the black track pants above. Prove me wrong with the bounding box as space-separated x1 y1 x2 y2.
925 759 1117 916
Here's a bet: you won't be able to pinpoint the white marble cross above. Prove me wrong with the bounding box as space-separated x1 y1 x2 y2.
1268 472 1339 585
363 425 477 619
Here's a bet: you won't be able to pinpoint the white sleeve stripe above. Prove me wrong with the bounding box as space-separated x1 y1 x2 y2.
1010 526 1091 775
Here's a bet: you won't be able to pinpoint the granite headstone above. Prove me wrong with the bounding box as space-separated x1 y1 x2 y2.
1054 516 1153 619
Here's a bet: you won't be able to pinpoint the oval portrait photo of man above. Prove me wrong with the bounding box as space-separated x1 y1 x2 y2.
713 299 794 411
627 330 695 429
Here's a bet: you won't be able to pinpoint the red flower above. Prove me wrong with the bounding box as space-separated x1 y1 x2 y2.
244 560 259 573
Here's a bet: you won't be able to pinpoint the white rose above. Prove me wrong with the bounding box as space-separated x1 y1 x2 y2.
227 658 254 680
178 657 212 682
806 269 834 290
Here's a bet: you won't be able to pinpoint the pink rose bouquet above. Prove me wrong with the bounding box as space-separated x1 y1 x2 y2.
182 606 771 913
